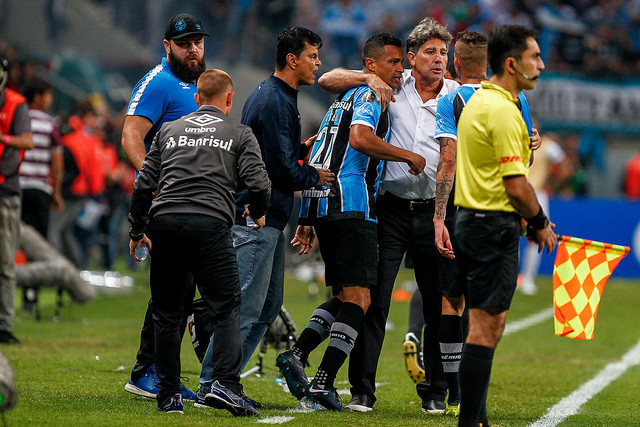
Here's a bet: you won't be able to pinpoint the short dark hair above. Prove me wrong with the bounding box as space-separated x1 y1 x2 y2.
454 31 488 69
362 32 402 65
23 77 52 104
276 27 322 71
488 25 539 76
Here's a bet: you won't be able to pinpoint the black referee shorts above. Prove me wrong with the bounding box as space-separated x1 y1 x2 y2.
314 218 378 288
454 208 521 311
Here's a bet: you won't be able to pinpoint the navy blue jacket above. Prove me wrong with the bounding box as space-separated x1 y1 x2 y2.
235 75 319 230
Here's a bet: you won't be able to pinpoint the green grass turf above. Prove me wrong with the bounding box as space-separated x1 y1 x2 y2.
3 263 640 426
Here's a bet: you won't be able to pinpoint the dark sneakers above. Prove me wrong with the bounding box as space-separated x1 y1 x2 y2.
0 331 20 345
241 391 264 409
204 381 260 417
346 393 374 412
306 379 347 411
157 393 183 414
276 349 309 400
422 399 446 414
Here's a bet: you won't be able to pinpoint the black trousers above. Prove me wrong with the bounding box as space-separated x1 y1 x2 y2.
21 189 51 237
148 214 243 401
348 192 447 403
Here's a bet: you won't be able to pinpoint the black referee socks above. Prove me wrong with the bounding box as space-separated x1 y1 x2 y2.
459 343 494 427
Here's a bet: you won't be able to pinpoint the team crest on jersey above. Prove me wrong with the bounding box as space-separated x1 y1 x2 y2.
362 90 376 103
175 19 186 31
185 114 223 126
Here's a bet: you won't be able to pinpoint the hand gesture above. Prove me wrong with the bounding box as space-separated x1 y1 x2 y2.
315 168 335 187
407 153 426 175
291 225 315 255
365 74 396 111
434 218 455 259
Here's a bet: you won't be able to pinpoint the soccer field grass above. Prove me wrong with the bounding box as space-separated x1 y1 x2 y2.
3 266 640 426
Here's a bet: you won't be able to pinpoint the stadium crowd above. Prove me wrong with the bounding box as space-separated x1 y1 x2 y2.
1 1 636 277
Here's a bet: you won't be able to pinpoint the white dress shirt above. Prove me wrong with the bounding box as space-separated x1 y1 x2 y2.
381 69 459 200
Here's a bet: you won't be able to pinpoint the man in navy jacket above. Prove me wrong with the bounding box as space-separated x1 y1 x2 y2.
197 27 334 401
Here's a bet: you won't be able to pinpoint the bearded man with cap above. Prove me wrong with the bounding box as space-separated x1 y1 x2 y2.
0 57 33 345
122 13 208 400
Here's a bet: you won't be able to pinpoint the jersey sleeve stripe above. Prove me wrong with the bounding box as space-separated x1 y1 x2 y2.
126 64 164 116
351 119 375 130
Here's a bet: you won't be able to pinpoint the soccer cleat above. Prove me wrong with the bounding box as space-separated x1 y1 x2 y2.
422 399 446 414
306 379 347 411
402 332 425 383
157 393 184 413
345 393 374 412
444 401 461 418
204 380 260 417
124 364 160 398
276 349 310 400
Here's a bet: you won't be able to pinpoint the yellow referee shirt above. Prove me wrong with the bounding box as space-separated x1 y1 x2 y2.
454 81 531 212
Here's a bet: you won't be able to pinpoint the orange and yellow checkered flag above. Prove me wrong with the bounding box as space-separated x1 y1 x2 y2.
553 235 630 340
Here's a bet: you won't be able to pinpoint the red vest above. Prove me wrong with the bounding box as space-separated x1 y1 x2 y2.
0 88 27 183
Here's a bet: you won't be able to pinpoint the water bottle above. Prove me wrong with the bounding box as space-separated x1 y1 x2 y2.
135 243 149 261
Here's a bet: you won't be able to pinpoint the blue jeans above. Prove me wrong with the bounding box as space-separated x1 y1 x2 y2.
199 224 285 394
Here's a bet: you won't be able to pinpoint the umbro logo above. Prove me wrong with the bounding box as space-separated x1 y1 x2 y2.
185 114 223 126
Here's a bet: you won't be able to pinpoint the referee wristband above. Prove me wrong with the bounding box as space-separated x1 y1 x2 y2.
525 207 549 230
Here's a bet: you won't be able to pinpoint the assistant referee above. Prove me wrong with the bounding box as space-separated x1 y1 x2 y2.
453 26 556 426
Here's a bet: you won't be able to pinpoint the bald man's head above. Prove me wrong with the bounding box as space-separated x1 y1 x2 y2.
196 69 234 114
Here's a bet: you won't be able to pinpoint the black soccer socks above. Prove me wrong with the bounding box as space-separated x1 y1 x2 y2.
440 314 463 404
292 297 343 363
458 343 494 427
315 302 365 389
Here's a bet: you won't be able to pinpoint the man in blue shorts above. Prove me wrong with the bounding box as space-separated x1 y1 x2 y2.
275 32 425 411
122 12 208 400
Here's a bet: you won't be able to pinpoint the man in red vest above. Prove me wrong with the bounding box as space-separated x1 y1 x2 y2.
0 56 34 344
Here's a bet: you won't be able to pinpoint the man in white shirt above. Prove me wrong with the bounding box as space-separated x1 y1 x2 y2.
317 17 459 413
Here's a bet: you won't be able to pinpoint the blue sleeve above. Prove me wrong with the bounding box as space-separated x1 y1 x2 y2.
126 73 169 126
518 92 534 137
259 94 318 192
351 88 381 130
435 93 457 140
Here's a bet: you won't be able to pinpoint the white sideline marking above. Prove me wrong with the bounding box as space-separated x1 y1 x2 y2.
529 338 640 427
503 307 554 337
258 416 294 424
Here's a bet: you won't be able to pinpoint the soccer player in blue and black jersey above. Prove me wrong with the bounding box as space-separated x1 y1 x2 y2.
276 32 425 411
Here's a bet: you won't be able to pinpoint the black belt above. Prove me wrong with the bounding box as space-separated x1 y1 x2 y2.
458 207 520 219
381 192 435 211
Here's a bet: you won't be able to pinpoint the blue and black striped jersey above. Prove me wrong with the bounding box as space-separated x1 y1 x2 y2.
298 86 390 224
